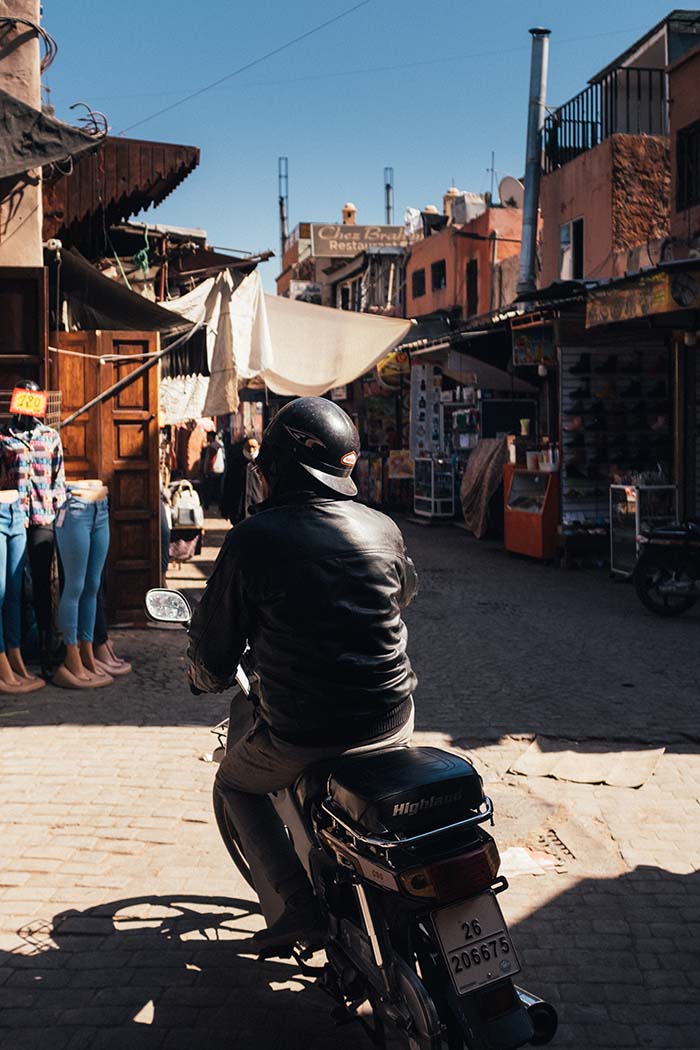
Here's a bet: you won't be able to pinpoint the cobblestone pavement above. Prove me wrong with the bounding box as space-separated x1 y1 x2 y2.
0 514 699 1049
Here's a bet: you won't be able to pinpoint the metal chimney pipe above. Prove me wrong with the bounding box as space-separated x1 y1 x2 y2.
517 27 551 298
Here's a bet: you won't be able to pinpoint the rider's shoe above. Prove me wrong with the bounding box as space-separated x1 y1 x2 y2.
246 892 323 952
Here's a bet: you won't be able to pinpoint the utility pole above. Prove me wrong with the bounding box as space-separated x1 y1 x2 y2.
384 166 394 225
0 0 43 265
278 156 289 263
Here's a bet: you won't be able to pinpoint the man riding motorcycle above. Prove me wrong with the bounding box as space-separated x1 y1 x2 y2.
187 397 418 950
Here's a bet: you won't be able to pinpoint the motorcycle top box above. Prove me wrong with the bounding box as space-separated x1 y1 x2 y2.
325 746 485 835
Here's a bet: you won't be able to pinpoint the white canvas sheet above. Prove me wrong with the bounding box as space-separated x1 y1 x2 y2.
159 271 411 422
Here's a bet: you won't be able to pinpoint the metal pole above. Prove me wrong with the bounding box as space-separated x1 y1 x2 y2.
278 156 289 262
516 27 551 299
384 166 394 225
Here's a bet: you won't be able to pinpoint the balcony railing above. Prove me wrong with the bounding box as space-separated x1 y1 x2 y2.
543 68 668 173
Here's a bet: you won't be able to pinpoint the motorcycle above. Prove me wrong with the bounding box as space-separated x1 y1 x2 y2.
146 587 558 1050
633 522 700 617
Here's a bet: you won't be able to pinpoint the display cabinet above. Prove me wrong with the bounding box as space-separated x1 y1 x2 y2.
414 456 455 518
609 484 677 576
504 465 560 560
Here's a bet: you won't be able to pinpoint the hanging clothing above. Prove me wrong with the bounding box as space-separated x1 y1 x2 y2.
0 424 66 526
0 497 27 653
55 494 110 646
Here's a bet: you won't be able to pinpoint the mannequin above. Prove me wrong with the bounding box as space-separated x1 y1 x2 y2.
53 481 113 689
65 479 132 677
0 489 44 694
0 380 66 679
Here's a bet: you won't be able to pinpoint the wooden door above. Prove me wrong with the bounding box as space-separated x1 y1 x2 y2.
97 332 161 624
49 331 100 480
55 330 161 624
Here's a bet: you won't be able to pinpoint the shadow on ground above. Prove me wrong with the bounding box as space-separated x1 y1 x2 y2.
0 867 698 1050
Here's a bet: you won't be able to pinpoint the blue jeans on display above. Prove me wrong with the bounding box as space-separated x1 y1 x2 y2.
55 496 110 646
0 499 27 653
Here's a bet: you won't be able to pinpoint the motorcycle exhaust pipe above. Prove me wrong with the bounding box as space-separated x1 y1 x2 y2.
515 987 558 1046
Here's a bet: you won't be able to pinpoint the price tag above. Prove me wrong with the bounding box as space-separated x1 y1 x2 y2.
9 388 48 418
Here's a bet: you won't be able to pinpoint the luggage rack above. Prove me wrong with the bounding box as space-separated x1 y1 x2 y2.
320 796 494 850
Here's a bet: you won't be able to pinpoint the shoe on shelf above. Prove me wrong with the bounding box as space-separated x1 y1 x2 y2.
563 416 584 432
564 400 586 415
620 380 642 398
594 354 617 373
568 354 591 375
565 433 585 447
565 463 586 479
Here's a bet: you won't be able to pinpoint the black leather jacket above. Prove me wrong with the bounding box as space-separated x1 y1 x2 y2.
187 492 417 745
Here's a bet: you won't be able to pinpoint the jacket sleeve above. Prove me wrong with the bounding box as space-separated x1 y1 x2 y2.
398 550 418 609
187 532 251 692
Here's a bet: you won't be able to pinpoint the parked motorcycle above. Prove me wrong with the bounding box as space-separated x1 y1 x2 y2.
633 522 700 617
146 588 558 1050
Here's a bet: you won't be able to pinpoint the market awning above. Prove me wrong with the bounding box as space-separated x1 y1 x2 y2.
51 247 207 378
159 272 413 422
412 344 538 393
0 89 102 180
43 135 200 250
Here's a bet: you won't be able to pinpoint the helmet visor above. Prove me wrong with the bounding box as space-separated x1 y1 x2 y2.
301 461 357 497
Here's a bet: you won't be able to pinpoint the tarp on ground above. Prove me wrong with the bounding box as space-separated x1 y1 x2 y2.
510 737 665 788
159 271 412 423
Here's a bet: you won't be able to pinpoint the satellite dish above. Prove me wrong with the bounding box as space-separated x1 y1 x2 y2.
498 176 525 209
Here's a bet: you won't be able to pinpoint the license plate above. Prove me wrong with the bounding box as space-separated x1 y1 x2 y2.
431 891 521 996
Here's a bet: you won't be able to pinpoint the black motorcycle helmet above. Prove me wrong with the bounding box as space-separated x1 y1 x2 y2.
259 397 360 497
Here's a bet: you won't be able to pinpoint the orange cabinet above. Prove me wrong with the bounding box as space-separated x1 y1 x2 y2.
503 465 560 561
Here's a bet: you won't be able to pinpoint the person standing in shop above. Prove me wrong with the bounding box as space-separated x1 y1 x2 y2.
200 431 225 511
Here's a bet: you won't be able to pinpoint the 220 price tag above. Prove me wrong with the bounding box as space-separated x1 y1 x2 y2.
9 388 48 418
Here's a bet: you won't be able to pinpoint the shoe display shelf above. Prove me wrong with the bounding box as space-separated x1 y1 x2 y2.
610 484 678 576
503 463 560 561
560 346 673 558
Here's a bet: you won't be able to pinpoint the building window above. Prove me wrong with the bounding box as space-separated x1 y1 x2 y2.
677 120 700 211
412 268 426 298
431 259 447 291
560 217 584 280
466 259 478 316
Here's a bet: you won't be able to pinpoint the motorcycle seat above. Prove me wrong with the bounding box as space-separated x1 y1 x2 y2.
295 746 485 836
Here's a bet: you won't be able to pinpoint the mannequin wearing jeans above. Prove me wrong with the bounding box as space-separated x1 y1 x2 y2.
0 491 44 694
53 483 113 689
0 384 66 677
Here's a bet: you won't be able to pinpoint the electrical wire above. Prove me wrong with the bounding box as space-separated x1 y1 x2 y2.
54 24 648 108
0 17 57 72
117 0 372 135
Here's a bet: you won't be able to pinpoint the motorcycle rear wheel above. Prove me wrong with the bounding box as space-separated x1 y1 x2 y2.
634 555 699 617
212 784 255 889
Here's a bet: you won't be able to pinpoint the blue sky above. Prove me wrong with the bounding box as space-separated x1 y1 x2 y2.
44 1 676 289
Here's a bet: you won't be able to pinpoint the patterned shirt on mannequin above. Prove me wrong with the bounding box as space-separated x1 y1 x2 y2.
0 424 67 526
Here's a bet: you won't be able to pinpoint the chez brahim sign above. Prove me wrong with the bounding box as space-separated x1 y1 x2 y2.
310 223 406 258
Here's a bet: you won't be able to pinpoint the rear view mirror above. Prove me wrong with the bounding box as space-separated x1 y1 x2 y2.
145 588 191 624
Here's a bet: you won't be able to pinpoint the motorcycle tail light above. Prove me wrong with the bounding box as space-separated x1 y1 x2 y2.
399 839 500 903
